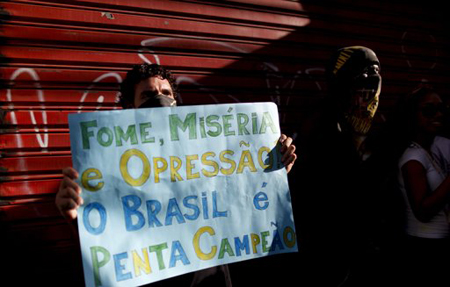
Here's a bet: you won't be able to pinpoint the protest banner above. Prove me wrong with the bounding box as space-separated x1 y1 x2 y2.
68 102 297 287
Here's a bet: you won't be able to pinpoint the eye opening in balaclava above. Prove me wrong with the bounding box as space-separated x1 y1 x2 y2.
327 46 382 135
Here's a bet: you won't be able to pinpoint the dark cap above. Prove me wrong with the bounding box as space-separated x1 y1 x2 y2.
327 46 380 83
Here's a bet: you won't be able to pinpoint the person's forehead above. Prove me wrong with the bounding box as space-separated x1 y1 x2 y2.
137 76 172 91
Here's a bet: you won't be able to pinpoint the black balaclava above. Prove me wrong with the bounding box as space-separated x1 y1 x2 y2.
327 46 382 135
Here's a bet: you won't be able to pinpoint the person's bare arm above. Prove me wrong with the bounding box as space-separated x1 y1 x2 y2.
402 160 450 222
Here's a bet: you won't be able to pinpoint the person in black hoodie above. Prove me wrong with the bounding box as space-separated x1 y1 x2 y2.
295 46 384 286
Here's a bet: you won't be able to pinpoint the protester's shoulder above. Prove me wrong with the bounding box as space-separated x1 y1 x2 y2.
431 136 450 168
434 135 450 150
431 136 450 160
398 143 428 168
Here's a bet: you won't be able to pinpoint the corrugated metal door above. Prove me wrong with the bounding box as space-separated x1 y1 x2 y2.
1 0 448 285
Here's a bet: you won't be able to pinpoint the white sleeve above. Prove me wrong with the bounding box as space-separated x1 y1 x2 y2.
431 136 450 175
399 147 429 170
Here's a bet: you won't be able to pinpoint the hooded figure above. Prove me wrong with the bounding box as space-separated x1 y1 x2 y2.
327 46 382 135
294 46 385 286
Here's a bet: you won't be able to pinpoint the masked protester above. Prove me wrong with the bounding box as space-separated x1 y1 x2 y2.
327 46 382 148
295 46 385 287
55 63 297 287
119 63 179 109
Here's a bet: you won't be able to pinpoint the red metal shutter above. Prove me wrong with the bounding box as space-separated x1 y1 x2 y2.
1 0 448 285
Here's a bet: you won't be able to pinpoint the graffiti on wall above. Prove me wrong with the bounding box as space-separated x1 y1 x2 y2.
2 29 442 152
3 37 324 151
4 69 122 149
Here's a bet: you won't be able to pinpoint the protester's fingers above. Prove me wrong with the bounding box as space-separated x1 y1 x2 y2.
60 176 82 194
56 187 83 211
64 209 79 221
279 134 288 152
282 143 296 163
281 136 294 154
282 143 297 173
57 167 81 220
61 186 83 205
279 134 288 142
57 198 79 221
56 187 83 220
284 152 297 166
58 196 79 211
62 166 79 180
284 152 297 174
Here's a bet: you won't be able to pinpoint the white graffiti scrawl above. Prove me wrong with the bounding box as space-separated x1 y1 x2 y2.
5 37 329 151
5 68 122 149
6 68 48 149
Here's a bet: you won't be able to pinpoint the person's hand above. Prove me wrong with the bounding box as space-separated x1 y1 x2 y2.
279 134 297 174
55 167 83 220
